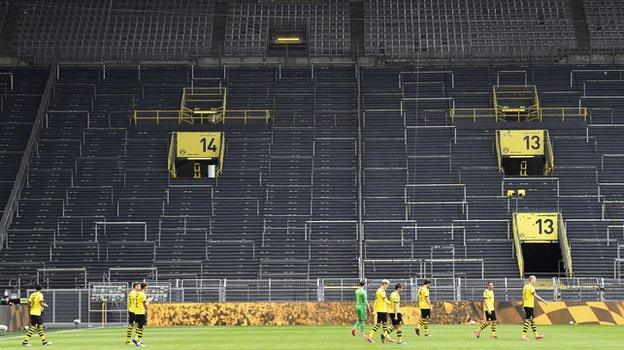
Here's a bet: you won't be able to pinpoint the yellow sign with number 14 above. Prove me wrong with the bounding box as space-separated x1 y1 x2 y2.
176 132 223 159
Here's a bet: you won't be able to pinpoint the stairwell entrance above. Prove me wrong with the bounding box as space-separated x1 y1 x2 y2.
512 212 573 278
522 242 564 277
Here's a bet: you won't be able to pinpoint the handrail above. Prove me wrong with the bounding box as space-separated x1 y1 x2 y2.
495 130 503 173
512 214 525 277
179 106 194 123
492 86 499 120
133 108 271 124
133 109 181 124
224 110 272 124
615 259 624 279
167 133 177 178
134 86 270 124
450 107 588 123
558 214 574 277
180 86 225 123
362 258 484 263
545 130 555 174
533 85 541 112
218 131 225 175
0 66 56 250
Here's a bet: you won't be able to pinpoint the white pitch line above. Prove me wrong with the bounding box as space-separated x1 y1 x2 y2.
0 326 107 341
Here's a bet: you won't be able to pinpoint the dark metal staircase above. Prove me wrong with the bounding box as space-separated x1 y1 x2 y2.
569 0 591 54
0 4 20 56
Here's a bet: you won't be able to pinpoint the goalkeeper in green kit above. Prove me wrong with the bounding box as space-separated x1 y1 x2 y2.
352 281 372 340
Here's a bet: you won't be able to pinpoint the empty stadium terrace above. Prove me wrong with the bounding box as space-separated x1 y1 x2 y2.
0 63 622 287
0 0 624 295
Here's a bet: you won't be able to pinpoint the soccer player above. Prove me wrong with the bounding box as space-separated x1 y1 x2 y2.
388 283 406 345
475 281 497 339
368 279 395 343
415 279 432 337
132 282 154 347
126 282 142 344
22 285 51 346
521 275 548 341
352 281 371 339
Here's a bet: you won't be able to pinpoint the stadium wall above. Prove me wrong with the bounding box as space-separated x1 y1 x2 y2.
0 305 28 331
148 301 624 326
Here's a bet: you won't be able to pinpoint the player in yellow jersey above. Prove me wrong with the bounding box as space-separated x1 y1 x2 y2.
521 275 548 341
126 283 142 344
388 283 406 345
415 279 432 337
131 282 154 347
475 281 498 339
368 279 395 343
22 285 51 346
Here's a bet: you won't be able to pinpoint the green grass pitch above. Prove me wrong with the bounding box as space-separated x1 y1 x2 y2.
0 324 621 349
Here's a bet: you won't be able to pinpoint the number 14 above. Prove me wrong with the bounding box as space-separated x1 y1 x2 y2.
200 138 217 152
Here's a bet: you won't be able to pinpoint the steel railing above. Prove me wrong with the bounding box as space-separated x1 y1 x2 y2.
8 277 622 326
450 107 588 123
0 66 56 250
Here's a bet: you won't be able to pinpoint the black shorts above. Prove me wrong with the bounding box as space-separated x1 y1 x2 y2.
29 315 44 327
485 310 497 322
135 314 146 328
389 313 403 326
420 309 431 319
376 312 388 323
524 307 534 320
128 312 136 324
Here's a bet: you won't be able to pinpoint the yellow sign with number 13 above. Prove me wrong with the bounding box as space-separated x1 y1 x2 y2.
498 130 545 156
514 212 559 242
